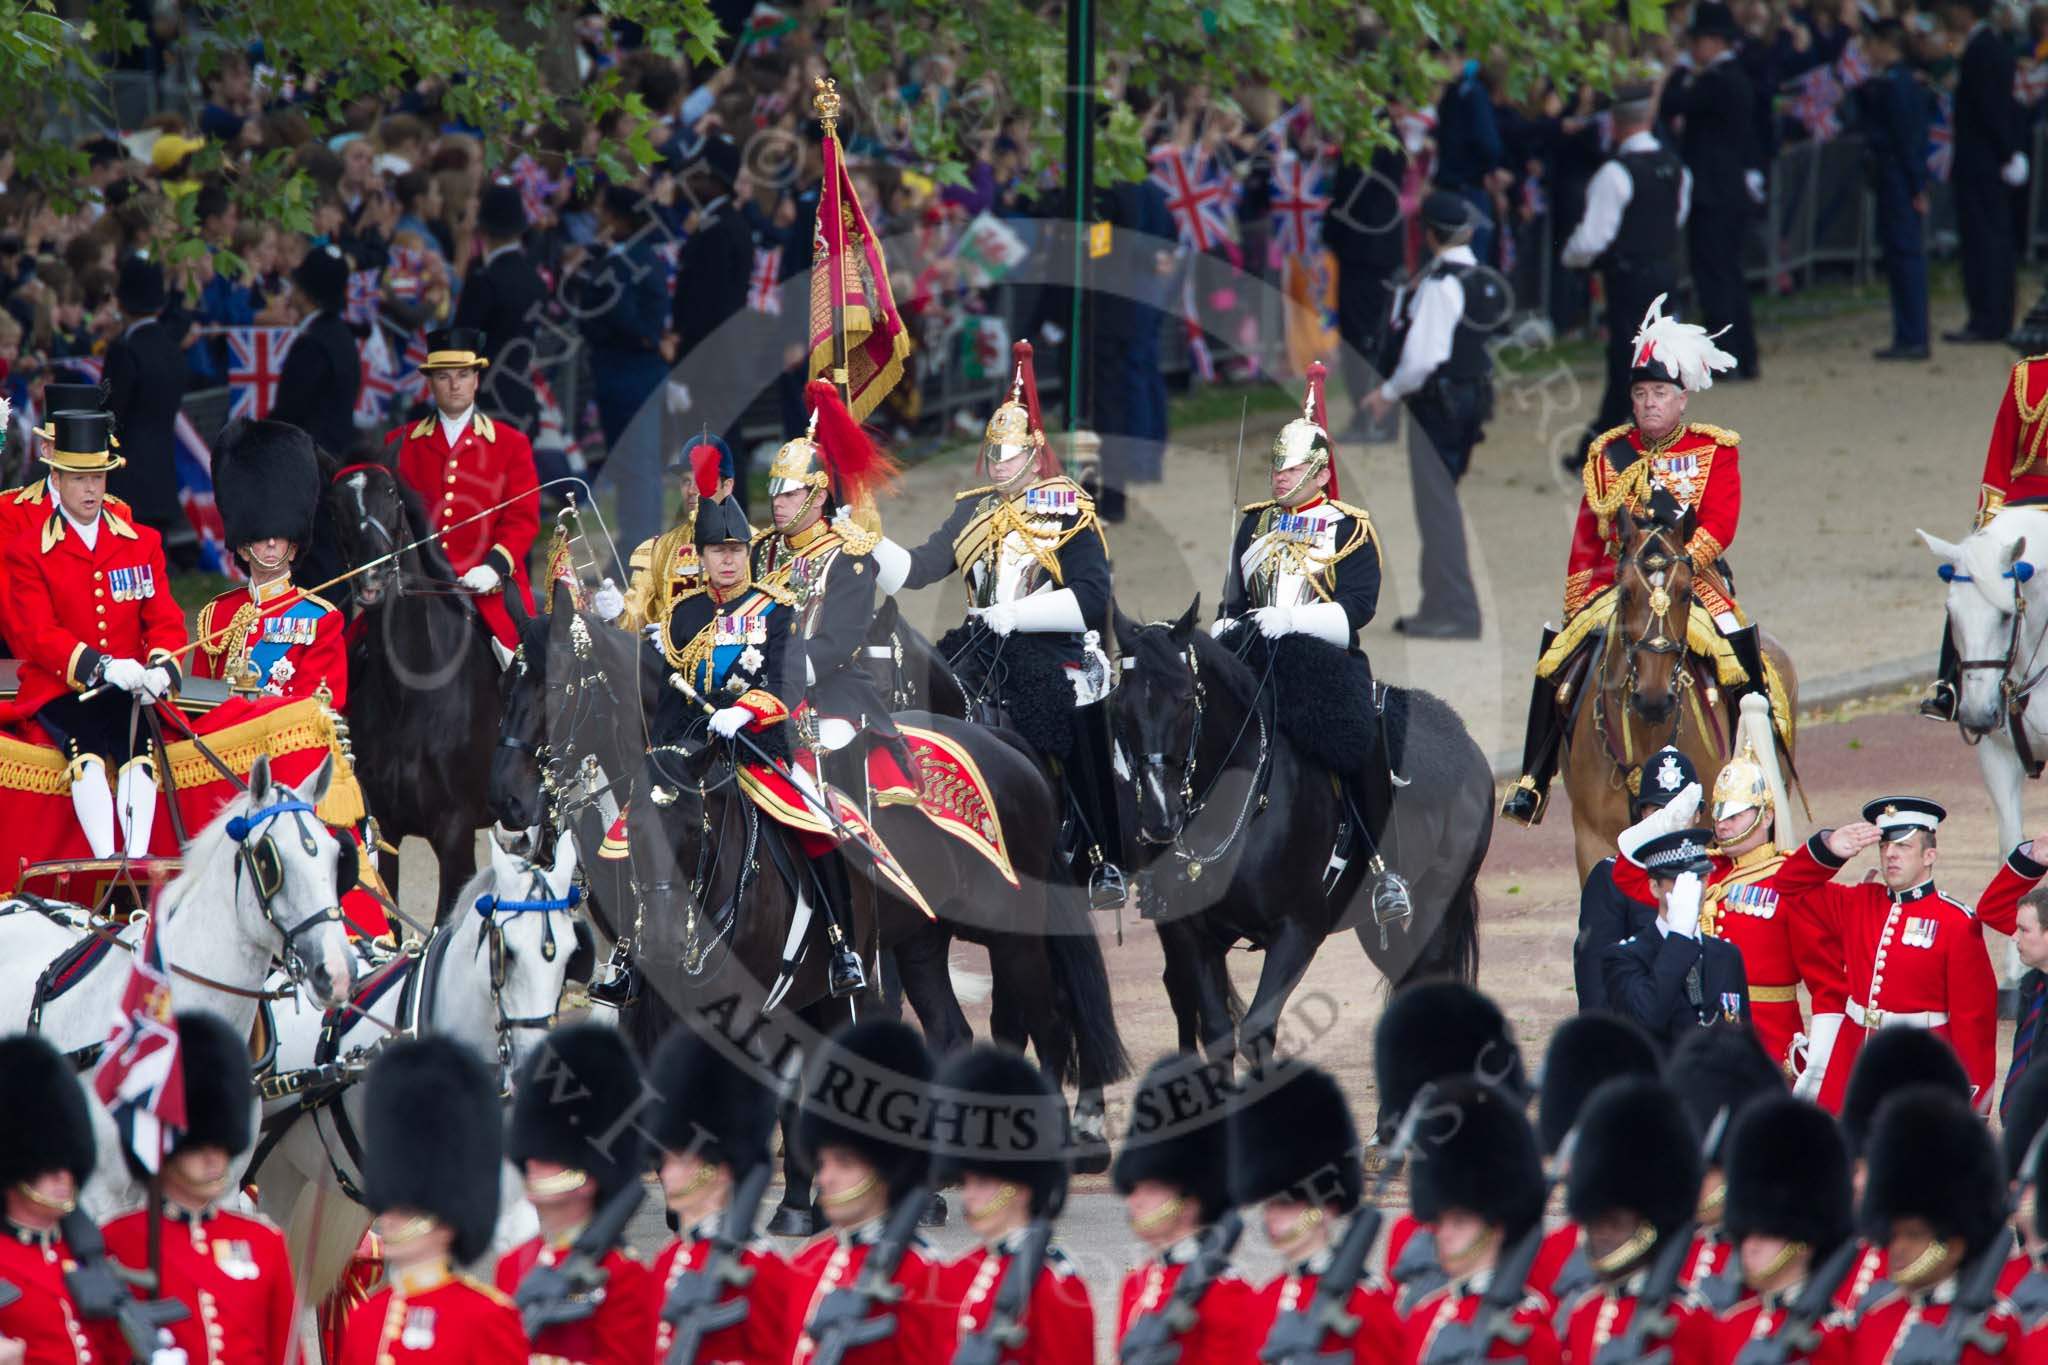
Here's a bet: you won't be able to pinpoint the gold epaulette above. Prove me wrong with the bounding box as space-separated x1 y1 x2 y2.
410 415 436 440
955 483 998 503
628 537 656 571
473 412 497 443
458 1274 516 1308
836 522 878 555
1031 475 1091 503
1331 499 1375 529
752 580 797 606
1583 423 1634 473
301 591 340 615
1686 422 1740 446
9 479 45 506
1239 499 1276 513
103 508 139 540
749 526 777 546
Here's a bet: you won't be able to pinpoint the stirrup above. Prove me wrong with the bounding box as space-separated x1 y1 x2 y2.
587 962 639 1011
1089 861 1128 911
1500 775 1547 827
828 945 867 998
1371 861 1413 952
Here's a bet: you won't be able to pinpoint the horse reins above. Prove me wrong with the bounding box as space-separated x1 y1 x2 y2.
1945 557 2048 775
1138 638 1276 880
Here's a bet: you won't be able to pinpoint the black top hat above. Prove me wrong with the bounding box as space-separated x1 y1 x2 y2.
365 1037 505 1264
930 1045 1073 1218
35 382 107 441
213 418 321 554
421 326 490 372
1689 3 1742 40
117 252 166 316
42 412 123 473
478 182 529 239
1636 827 1717 878
1860 796 1947 841
507 1024 649 1200
294 243 351 313
1227 1062 1363 1214
647 1027 779 1180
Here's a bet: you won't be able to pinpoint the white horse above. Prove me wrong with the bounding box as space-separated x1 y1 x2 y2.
1920 506 2048 853
254 829 589 1312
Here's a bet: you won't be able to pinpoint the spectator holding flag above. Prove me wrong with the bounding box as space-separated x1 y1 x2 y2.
1857 18 1934 360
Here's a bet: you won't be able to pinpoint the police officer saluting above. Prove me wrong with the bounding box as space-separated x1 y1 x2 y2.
1600 827 1752 1047
1363 191 1501 641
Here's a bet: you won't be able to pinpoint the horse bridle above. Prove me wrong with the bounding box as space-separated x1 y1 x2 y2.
472 871 581 1076
1135 641 1272 878
1595 526 1698 777
226 799 347 990
1941 559 2048 756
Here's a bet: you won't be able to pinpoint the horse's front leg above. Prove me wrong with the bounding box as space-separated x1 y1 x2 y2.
431 825 480 928
1237 918 1319 1072
1983 725 2033 854
891 922 972 1055
1156 914 1205 1055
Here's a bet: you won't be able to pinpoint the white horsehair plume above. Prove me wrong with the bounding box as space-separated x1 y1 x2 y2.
1630 292 1736 393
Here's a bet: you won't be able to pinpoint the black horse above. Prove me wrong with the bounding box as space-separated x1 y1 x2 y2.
1115 599 1490 1069
328 460 502 923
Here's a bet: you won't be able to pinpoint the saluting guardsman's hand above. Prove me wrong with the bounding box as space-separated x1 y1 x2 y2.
1665 871 1704 939
459 564 502 594
1824 822 1882 860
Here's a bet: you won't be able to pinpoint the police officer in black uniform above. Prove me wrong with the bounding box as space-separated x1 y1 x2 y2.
1576 745 1697 1011
1602 827 1752 1047
1560 85 1687 469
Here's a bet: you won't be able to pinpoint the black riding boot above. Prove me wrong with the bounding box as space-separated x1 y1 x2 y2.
809 852 867 997
1501 628 1564 827
1724 622 1767 709
1063 702 1128 911
1349 751 1412 947
1921 624 1960 721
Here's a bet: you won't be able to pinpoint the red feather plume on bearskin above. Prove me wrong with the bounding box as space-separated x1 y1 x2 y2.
805 378 900 505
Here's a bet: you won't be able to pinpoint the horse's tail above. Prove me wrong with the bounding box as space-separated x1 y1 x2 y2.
1043 886 1132 1087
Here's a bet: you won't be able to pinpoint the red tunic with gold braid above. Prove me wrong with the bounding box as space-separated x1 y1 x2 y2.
1978 357 2048 526
339 1262 527 1365
389 410 538 652
101 1204 297 1365
0 1223 124 1365
1564 422 1743 621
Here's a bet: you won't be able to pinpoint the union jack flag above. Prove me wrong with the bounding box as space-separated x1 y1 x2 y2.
1149 145 1237 252
1268 152 1331 259
747 246 783 314
172 415 230 576
1836 40 1873 89
344 269 381 326
91 903 186 1174
383 246 431 304
1928 91 1954 182
1181 274 1215 382
2020 60 2048 109
507 156 563 225
226 328 296 420
1789 66 1844 142
356 324 397 424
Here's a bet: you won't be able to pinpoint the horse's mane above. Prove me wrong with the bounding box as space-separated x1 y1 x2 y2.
1131 620 1261 711
159 782 256 917
387 473 461 583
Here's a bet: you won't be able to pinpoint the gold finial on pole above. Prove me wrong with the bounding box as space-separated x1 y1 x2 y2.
813 77 841 135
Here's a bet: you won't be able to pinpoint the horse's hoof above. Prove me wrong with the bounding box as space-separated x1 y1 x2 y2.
918 1192 948 1228
765 1203 823 1238
1071 1132 1112 1176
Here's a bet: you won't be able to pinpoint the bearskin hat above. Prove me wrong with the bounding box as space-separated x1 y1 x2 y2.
2002 1064 2048 1182
507 1023 648 1200
792 1018 934 1199
1840 1026 1970 1159
120 1011 253 1181
212 418 321 555
365 1037 503 1264
647 1026 779 1181
1227 1062 1363 1214
1537 1013 1661 1157
1663 1025 1784 1162
930 1045 1071 1218
1406 1076 1547 1245
1111 1053 1236 1223
1723 1096 1853 1258
1861 1086 2007 1257
0 1034 95 1188
1564 1077 1702 1242
1373 981 1527 1140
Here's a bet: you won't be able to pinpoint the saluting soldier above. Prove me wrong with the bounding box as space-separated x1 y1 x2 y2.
388 325 541 662
592 435 736 633
785 1018 955 1365
494 1025 658 1365
867 340 1126 909
1576 747 1694 1010
1214 362 1406 921
1661 1025 1787 1310
644 1025 797 1365
341 1036 528 1365
102 1011 297 1365
1598 828 1753 1047
191 419 349 705
0 411 183 860
933 1044 1096 1365
1228 1062 1402 1365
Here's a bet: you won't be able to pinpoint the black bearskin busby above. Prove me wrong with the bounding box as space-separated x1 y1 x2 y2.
1840 1025 1970 1159
1228 1062 1362 1214
931 1045 1071 1218
1537 1013 1660 1157
1663 1024 1784 1162
1111 1053 1235 1223
647 1027 779 1181
212 418 321 556
1723 1095 1853 1259
507 1023 648 1200
2002 1063 2048 1182
365 1037 504 1264
121 1010 253 1180
793 1018 934 1199
0 1034 95 1188
1407 1076 1547 1245
1373 981 1527 1140
1565 1077 1702 1244
1861 1086 2007 1258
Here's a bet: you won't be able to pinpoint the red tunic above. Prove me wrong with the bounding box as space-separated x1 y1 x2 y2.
942 1238 1097 1365
1401 1279 1563 1365
1614 841 1848 1074
493 1237 657 1365
0 484 131 646
1773 836 2038 1113
1528 1224 1585 1314
0 1227 122 1365
389 409 539 651
1835 1244 1890 1314
1677 1231 1733 1300
1 508 185 724
1564 422 1742 619
101 1205 295 1365
191 578 350 708
1115 1247 1263 1365
340 1265 527 1365
1711 1293 1852 1365
1247 1259 1404 1365
649 1229 799 1365
1851 1288 2022 1365
1558 1285 1718 1365
785 1228 956 1365
1978 358 2048 526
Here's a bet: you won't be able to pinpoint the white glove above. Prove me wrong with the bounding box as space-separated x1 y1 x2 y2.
665 379 693 416
592 577 625 623
1251 606 1295 638
977 602 1021 636
1617 781 1703 860
1792 1013 1843 1100
708 705 750 738
642 622 664 643
150 1350 189 1365
1290 601 1354 647
1210 616 1235 638
460 564 502 594
102 657 148 695
142 666 173 699
1744 168 1766 205
869 531 912 596
975 588 1086 637
2006 152 2031 188
1665 871 1703 939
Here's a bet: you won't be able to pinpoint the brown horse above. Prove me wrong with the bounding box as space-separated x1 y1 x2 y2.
1558 507 1800 880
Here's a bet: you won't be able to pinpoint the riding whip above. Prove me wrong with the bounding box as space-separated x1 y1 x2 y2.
1220 395 1248 610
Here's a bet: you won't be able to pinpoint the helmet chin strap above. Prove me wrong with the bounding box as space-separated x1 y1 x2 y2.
1276 456 1328 509
1710 804 1767 854
776 485 824 533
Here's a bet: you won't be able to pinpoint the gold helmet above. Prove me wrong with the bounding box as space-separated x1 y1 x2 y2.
1272 361 1335 507
768 411 826 500
1710 737 1773 844
981 339 1053 493
770 380 900 532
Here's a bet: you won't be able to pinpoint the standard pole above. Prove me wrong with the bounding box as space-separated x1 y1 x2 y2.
1064 0 1096 464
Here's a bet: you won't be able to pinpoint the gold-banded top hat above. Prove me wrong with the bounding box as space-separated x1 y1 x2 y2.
419 326 490 372
33 383 106 442
42 412 124 473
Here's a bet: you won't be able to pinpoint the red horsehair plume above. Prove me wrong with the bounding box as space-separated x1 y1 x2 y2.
1305 361 1327 432
805 379 900 506
1014 340 1061 480
691 442 723 499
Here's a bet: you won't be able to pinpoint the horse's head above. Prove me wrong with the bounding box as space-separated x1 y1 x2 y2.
629 740 718 939
1114 597 1205 847
1614 501 1695 724
477 828 585 1074
490 589 553 830
1921 524 2038 736
229 753 358 1010
329 460 407 605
